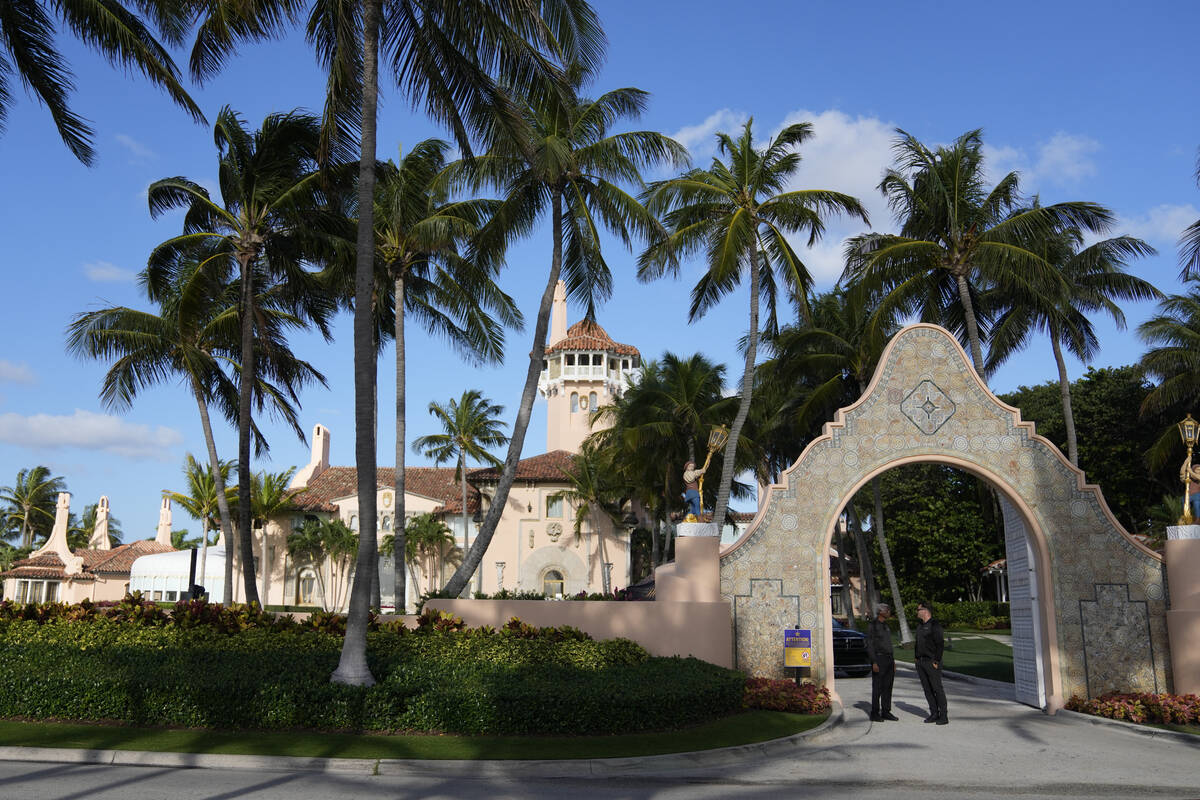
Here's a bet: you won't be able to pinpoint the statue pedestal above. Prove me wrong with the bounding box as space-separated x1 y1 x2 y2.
1166 525 1200 694
657 523 720 603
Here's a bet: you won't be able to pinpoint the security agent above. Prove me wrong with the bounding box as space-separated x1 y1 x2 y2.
866 603 898 722
914 600 948 724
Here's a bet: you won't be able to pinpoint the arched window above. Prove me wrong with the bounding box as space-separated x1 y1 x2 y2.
349 515 358 532
570 392 579 413
381 515 392 531
297 568 319 605
589 391 598 410
543 569 565 598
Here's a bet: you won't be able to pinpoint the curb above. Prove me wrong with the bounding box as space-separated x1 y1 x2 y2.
0 704 853 777
1052 708 1200 747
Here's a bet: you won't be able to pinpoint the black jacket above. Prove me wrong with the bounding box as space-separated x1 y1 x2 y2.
914 617 944 662
865 618 893 665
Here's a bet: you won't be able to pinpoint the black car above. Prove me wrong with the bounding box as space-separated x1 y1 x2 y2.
831 617 872 676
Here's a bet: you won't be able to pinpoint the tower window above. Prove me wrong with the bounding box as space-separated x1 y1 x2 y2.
543 569 565 597
570 392 579 412
589 391 598 410
592 354 603 366
565 354 575 366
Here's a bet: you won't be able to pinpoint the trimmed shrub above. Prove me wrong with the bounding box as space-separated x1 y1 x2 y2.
901 601 1010 628
743 678 831 714
0 608 743 735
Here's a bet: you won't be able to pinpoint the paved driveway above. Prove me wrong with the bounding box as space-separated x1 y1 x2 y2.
0 667 1196 799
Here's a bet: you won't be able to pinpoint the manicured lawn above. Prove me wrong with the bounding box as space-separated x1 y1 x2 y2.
0 711 826 760
893 632 1014 683
1151 723 1200 737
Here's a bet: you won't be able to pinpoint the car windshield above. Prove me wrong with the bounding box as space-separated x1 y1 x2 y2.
831 618 845 629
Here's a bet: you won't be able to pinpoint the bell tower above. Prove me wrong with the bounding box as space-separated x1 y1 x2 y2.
538 282 641 453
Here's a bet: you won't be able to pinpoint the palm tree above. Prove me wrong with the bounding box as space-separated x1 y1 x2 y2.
987 224 1159 465
590 353 734 566
287 517 358 612
345 139 521 611
844 128 1115 377
640 120 868 530
170 528 200 549
413 390 508 595
1179 150 1200 281
1139 279 1200 466
69 252 325 607
440 68 687 598
392 512 459 595
548 442 626 590
249 467 298 603
181 0 604 689
0 467 66 549
147 107 335 607
1 0 202 165
165 454 235 591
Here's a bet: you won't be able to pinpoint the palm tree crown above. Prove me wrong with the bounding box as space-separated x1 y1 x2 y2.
0 466 67 549
640 119 869 528
1 0 202 164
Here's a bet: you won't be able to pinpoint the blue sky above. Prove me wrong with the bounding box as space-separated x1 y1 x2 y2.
1 1 1197 539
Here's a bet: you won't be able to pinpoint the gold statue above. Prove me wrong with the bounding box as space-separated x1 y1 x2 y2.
1179 414 1199 524
683 426 729 523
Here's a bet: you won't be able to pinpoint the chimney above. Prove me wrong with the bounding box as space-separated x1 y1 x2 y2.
548 280 568 346
156 496 173 546
88 495 113 550
290 423 331 489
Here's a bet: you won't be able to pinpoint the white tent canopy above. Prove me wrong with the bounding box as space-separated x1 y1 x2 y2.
129 547 226 604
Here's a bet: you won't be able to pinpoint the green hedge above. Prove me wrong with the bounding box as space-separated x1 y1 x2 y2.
0 618 742 735
899 601 1010 628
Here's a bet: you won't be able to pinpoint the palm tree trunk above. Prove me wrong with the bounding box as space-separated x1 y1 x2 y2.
713 244 760 528
461 455 477 595
394 273 407 612
954 272 986 378
873 476 911 644
236 252 260 607
834 520 854 623
848 503 877 612
1051 328 1079 465
333 0 381 687
194 378 234 604
442 187 565 597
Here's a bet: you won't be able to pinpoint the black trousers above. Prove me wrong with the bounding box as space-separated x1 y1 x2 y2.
871 655 895 714
916 658 947 719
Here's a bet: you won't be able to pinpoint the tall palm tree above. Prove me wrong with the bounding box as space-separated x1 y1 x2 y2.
641 120 868 530
413 390 508 595
339 138 521 611
1 0 202 165
181 0 604 688
1139 279 1200 467
287 517 358 612
987 225 1159 465
165 454 235 591
440 68 687 597
0 467 66 549
844 128 1114 377
547 442 626 590
1179 150 1200 281
69 253 325 607
147 107 335 606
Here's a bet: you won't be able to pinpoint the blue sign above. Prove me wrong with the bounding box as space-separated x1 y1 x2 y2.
784 628 812 667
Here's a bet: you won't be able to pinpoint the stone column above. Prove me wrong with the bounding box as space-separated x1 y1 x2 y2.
1167 524 1200 694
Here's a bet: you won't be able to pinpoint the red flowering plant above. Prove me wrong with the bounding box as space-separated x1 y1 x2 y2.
743 677 831 714
1066 692 1200 725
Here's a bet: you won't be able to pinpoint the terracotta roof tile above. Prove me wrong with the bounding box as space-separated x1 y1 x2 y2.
545 319 639 357
0 540 174 580
290 466 481 513
468 450 576 483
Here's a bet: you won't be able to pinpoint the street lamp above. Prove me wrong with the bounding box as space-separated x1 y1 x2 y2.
1179 414 1199 524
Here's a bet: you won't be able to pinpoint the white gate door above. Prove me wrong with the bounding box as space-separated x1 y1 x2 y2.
1000 496 1046 708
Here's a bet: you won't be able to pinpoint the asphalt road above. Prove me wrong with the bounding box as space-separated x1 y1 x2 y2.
0 667 1197 799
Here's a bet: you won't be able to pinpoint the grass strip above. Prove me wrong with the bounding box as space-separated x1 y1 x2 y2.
0 711 826 761
1149 723 1200 737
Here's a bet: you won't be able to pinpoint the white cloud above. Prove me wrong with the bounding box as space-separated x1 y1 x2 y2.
84 260 137 282
115 133 157 163
0 409 182 460
671 108 749 162
1034 132 1100 184
0 360 34 384
984 132 1100 190
1121 204 1199 245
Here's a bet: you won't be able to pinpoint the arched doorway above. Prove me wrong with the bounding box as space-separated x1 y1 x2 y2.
720 324 1169 711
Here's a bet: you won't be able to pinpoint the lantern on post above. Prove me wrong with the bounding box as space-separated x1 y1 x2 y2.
696 425 730 519
1178 414 1199 524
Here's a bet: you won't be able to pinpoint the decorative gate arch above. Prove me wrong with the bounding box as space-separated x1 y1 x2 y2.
720 324 1169 710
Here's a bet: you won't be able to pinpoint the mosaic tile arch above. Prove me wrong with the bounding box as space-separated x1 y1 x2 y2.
719 324 1170 709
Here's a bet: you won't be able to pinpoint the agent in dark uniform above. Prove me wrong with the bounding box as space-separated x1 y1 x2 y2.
915 601 948 724
866 603 898 722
